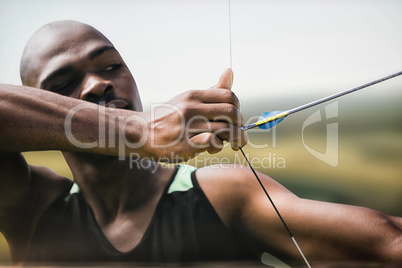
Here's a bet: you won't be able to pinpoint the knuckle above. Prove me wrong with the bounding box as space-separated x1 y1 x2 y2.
184 90 199 101
180 104 198 118
222 104 238 119
222 89 235 101
180 105 190 116
228 104 238 116
216 127 231 141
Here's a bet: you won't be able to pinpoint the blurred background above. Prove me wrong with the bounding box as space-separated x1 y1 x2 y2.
0 0 401 265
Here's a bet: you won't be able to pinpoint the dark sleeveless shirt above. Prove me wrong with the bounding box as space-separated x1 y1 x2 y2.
23 165 258 265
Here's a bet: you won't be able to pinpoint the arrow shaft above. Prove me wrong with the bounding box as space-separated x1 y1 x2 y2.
287 70 402 115
242 70 402 130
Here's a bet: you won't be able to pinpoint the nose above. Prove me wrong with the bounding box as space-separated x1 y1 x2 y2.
80 73 115 101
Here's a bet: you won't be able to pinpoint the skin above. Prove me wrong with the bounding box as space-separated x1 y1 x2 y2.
0 20 401 266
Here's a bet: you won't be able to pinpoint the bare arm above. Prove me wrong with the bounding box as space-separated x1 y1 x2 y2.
0 83 133 155
245 189 402 262
242 169 402 263
0 69 246 160
197 165 402 264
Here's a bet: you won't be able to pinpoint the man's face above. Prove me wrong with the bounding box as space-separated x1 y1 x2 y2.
32 24 142 111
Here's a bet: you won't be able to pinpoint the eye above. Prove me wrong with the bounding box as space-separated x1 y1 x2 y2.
104 63 122 72
50 81 75 95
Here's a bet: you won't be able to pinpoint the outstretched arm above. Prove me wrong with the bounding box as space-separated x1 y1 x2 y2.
246 186 402 262
197 165 402 264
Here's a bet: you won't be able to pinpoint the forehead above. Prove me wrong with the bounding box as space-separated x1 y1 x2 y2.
35 27 114 86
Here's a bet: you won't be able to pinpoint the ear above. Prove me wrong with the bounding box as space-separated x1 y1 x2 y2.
213 68 234 90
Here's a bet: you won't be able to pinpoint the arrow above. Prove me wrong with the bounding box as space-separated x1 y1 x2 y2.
241 70 402 131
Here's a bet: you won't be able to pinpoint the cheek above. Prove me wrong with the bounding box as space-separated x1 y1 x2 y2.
132 87 143 112
115 73 143 111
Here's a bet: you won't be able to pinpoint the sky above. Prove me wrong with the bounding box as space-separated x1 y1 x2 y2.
0 0 401 111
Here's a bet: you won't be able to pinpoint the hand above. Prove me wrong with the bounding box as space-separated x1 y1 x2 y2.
141 68 248 161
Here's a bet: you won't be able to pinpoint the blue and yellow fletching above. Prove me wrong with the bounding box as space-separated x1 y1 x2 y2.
256 111 288 130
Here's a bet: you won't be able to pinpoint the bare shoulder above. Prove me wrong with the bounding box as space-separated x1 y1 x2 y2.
195 164 294 199
195 164 295 225
26 165 73 223
195 164 303 259
196 164 254 188
0 153 72 236
29 164 72 192
0 158 72 262
27 165 71 203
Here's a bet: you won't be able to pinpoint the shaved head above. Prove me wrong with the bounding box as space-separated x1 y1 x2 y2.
20 20 113 87
19 20 142 112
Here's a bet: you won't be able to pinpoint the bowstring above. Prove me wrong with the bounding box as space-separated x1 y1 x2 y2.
228 1 311 267
228 0 232 70
239 148 311 268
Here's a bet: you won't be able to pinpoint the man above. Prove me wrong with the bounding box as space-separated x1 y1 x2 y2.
0 20 401 266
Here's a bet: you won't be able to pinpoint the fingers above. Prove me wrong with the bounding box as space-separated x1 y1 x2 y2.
212 68 234 90
183 102 244 127
155 68 247 160
187 121 248 151
189 133 224 155
210 122 248 151
185 88 240 109
188 129 248 154
186 68 246 152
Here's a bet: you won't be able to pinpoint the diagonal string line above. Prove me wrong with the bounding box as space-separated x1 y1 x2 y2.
239 148 293 237
239 147 312 268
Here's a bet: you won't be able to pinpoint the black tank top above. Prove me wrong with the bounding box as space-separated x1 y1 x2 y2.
23 165 258 265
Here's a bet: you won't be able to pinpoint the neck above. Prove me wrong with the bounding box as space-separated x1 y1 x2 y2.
62 152 173 225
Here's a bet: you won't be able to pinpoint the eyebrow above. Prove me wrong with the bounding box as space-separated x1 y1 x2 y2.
89 45 116 60
40 65 74 89
40 45 117 89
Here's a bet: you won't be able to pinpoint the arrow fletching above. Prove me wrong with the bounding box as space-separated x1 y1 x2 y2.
241 110 289 130
256 110 288 129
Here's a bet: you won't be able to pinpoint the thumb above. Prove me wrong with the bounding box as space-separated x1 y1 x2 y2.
213 68 234 90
